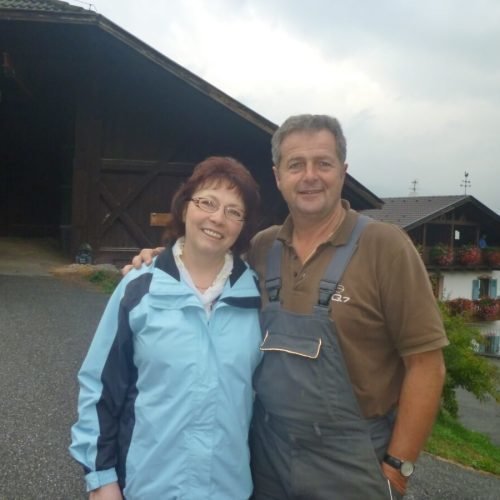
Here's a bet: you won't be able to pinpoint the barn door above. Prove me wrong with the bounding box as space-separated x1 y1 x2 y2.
94 159 194 263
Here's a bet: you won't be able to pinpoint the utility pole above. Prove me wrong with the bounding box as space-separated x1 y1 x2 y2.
460 171 471 194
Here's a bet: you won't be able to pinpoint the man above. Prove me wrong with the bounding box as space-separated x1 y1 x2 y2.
125 115 447 499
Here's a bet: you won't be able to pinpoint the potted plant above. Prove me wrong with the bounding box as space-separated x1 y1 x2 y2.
482 247 500 267
430 243 454 266
456 245 482 266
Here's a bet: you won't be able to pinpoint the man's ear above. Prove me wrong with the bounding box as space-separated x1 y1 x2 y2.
343 163 348 176
272 166 281 190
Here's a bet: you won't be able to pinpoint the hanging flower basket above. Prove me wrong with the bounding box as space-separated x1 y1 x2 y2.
456 245 482 266
430 244 454 266
483 247 500 267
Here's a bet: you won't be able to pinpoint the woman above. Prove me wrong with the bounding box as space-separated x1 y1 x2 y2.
70 157 263 500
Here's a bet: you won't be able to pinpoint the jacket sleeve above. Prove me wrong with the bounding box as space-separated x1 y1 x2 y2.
69 267 149 492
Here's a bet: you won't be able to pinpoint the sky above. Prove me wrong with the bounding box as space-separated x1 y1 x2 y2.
71 0 500 213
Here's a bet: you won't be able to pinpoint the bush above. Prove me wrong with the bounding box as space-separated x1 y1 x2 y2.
88 270 121 294
440 303 500 417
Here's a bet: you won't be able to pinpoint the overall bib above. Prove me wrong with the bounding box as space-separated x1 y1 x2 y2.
251 216 401 500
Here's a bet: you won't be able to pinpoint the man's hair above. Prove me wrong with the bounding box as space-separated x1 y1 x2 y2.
166 156 260 255
271 114 347 166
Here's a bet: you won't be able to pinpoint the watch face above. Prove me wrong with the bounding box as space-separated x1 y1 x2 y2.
400 461 415 477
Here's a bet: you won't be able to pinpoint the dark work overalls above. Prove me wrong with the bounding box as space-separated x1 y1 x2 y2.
250 216 402 500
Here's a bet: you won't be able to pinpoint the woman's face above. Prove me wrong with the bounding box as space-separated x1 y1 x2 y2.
183 182 245 261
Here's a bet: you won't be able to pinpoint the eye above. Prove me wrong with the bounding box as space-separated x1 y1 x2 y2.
287 161 304 172
318 160 333 169
226 207 245 221
199 198 218 212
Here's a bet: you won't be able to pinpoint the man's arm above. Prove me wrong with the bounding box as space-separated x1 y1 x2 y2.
382 348 446 495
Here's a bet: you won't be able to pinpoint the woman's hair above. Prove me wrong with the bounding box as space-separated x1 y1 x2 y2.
164 156 260 255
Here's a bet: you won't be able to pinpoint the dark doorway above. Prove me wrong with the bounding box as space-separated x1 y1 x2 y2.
0 74 73 240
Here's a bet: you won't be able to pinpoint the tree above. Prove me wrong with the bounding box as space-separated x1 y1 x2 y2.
440 302 500 417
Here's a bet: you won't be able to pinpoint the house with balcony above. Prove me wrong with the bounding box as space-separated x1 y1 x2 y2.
362 195 500 301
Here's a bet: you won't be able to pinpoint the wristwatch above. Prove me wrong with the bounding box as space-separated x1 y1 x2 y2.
383 453 415 478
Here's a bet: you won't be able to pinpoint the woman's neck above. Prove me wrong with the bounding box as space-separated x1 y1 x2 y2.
181 247 226 291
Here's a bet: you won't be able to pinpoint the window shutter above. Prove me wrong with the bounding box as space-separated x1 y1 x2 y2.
489 279 497 298
472 279 480 300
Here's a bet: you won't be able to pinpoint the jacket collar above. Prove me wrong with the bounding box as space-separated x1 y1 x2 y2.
154 244 247 288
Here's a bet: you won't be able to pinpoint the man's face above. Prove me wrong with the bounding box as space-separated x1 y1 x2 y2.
273 129 347 222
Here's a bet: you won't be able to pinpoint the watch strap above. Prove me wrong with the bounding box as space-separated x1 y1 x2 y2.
384 453 403 470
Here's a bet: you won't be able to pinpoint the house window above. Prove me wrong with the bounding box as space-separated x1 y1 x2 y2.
472 278 497 299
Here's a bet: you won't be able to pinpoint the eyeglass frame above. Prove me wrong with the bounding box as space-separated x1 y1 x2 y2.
190 197 246 222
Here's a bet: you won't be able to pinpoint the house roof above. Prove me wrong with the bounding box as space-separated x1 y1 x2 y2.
0 0 82 12
0 0 277 135
362 195 500 230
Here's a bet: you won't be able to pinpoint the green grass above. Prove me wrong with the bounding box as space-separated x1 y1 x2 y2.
88 270 121 294
426 411 500 475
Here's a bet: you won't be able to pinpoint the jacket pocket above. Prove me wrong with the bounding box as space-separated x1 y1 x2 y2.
260 330 322 359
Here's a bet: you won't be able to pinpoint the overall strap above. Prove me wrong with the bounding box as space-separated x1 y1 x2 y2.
264 239 283 302
315 214 372 312
265 215 372 305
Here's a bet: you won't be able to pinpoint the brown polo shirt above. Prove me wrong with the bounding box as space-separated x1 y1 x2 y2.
248 200 448 418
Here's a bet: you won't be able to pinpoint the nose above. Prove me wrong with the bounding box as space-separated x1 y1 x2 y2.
302 162 319 182
208 206 225 223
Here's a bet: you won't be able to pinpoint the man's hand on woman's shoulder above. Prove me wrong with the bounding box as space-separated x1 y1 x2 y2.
121 247 165 275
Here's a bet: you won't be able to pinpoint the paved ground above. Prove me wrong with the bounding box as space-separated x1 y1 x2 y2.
1 238 500 499
0 275 105 500
0 237 71 277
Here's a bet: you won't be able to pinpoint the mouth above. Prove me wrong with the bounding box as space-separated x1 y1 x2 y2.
298 189 322 195
202 228 223 240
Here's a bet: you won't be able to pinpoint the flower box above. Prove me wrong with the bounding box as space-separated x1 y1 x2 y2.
474 298 500 321
446 298 475 318
483 247 500 267
430 244 454 266
456 245 482 266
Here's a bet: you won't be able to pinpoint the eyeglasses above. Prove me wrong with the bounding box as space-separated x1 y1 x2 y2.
190 197 245 222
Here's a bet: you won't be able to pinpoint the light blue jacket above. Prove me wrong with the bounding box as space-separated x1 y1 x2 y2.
70 247 262 499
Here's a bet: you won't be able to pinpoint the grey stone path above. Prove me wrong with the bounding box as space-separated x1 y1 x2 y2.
0 275 105 500
1 274 499 499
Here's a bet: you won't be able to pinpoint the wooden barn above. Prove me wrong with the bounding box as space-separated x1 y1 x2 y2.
0 0 382 265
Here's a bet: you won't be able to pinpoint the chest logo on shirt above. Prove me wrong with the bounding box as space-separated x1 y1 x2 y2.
331 284 351 303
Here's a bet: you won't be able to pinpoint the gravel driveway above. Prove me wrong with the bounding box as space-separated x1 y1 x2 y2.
1 274 499 500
